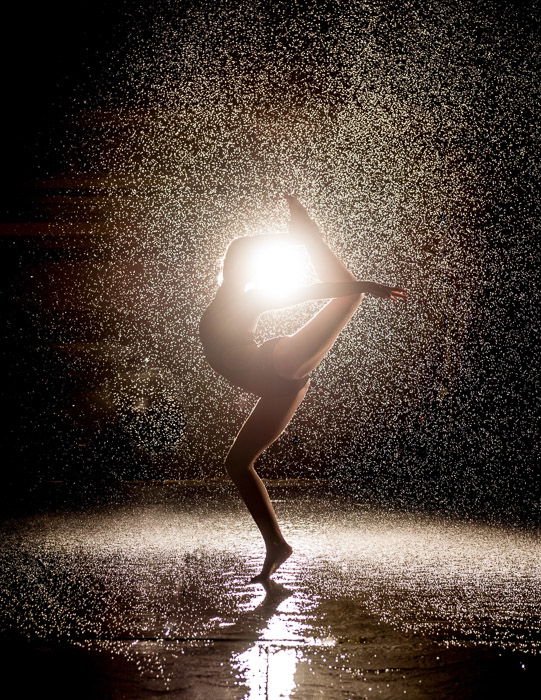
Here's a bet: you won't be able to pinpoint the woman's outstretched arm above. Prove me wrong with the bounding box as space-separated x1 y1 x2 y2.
246 281 407 312
302 281 407 301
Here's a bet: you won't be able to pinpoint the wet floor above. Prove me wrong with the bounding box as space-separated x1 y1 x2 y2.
0 480 539 698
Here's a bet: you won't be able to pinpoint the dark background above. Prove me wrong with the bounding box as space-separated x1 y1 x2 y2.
1 1 539 524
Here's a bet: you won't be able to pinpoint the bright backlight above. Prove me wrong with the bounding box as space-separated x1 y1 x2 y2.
245 241 311 299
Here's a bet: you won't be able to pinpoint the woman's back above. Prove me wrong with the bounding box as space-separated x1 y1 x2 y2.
199 287 259 352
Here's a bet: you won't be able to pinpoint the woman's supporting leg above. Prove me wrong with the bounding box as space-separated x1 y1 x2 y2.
225 382 310 581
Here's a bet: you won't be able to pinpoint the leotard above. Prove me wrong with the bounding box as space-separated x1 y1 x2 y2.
199 290 309 398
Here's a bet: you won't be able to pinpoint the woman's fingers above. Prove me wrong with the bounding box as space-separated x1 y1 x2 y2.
383 286 408 301
365 283 408 300
390 288 408 301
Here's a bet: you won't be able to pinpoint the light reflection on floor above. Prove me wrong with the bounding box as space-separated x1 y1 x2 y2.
0 482 539 698
235 644 296 700
229 582 337 699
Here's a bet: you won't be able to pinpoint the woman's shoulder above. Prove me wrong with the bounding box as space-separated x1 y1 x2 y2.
199 290 232 333
199 298 219 328
202 289 228 318
205 286 255 312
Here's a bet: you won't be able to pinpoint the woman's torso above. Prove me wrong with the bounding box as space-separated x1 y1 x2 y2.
199 286 309 398
200 287 258 344
199 287 261 379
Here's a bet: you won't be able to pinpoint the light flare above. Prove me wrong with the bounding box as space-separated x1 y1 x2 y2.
244 240 312 300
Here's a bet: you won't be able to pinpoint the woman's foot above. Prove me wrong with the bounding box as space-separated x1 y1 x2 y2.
250 541 293 583
286 195 324 243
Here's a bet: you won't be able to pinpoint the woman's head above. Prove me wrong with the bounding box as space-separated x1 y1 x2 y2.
219 235 258 288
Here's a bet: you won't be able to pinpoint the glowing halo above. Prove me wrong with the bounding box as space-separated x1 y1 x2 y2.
244 239 312 300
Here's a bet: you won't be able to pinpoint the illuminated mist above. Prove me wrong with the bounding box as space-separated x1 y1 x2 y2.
5 0 538 522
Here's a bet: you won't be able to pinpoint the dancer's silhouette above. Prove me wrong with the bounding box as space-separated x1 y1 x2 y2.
199 196 407 581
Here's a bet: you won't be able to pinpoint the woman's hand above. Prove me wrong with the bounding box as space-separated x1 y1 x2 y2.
364 282 408 301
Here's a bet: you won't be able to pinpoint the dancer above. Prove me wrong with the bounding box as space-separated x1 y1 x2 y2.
199 196 407 582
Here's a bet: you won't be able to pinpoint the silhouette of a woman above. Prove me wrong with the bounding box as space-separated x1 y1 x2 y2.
199 196 407 582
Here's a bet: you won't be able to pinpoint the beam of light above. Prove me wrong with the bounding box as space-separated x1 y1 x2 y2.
244 239 312 301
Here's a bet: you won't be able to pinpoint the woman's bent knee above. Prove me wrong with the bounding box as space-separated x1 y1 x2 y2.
224 450 253 479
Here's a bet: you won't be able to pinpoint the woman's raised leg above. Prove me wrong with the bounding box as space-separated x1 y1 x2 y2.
274 197 365 379
224 381 310 581
286 194 357 283
274 295 365 379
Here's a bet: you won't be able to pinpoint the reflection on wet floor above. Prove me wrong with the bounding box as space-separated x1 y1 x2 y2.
0 481 539 698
